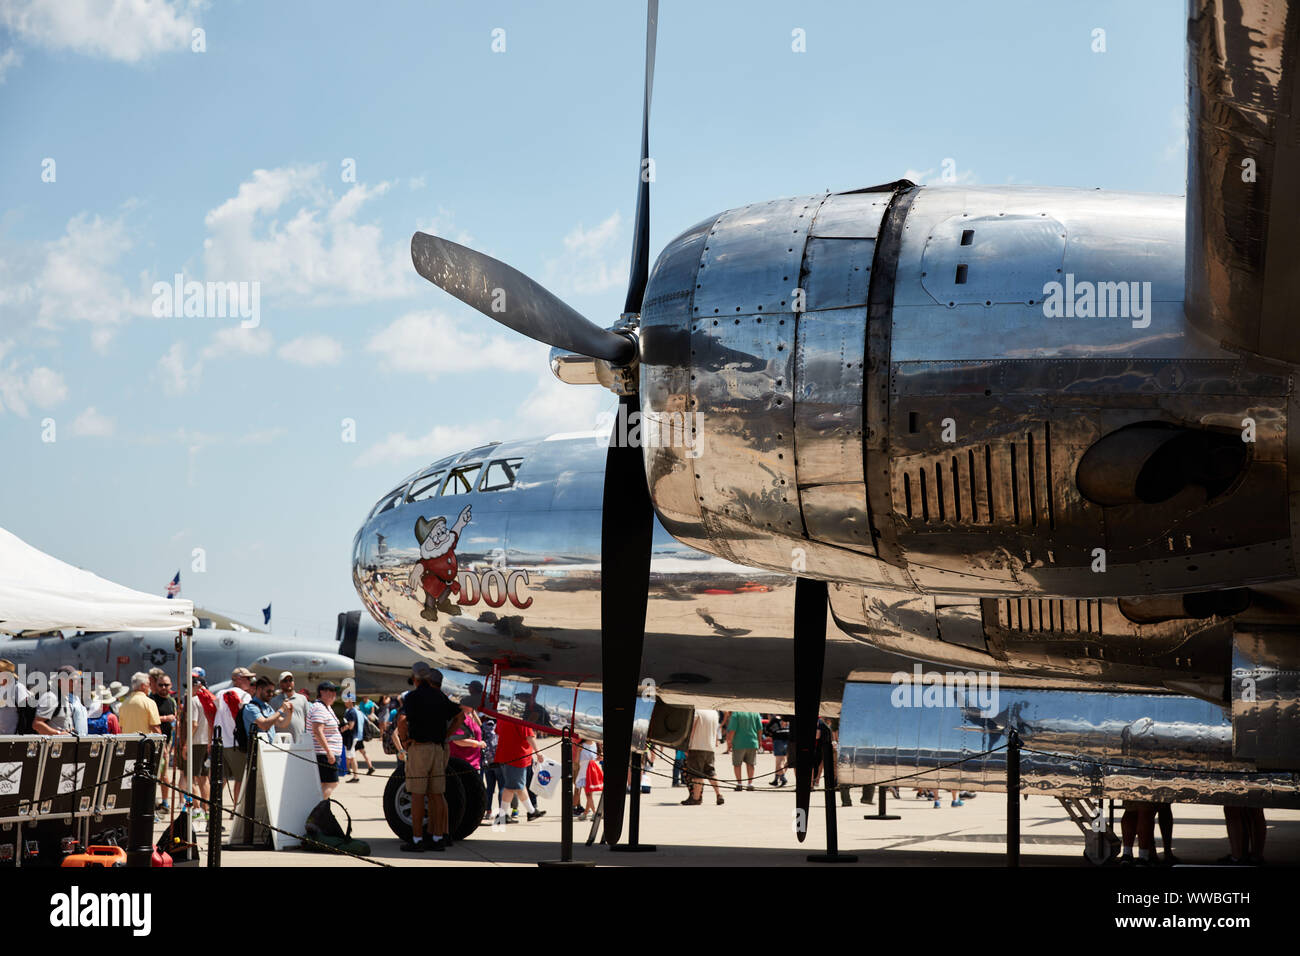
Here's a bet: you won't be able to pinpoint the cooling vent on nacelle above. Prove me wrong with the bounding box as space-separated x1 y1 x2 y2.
894 424 1056 529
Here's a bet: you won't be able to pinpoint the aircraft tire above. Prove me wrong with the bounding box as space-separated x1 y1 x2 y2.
383 760 468 842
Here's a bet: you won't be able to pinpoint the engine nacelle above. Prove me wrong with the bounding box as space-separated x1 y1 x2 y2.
638 183 1294 598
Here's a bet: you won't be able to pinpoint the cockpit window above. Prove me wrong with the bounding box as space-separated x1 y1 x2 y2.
440 463 481 496
480 457 525 492
405 470 446 503
370 484 409 518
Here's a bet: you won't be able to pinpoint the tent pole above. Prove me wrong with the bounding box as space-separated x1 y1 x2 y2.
185 627 193 820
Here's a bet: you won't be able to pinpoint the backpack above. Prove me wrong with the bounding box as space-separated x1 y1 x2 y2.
86 712 111 735
14 701 35 735
304 798 370 857
233 702 254 753
196 686 217 727
218 689 245 750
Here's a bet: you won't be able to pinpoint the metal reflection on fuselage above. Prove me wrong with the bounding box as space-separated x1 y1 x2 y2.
352 433 862 711
837 681 1300 807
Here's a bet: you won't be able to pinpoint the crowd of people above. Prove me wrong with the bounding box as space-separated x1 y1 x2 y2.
0 660 1272 863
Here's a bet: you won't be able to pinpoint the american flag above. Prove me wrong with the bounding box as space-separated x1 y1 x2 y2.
166 571 181 599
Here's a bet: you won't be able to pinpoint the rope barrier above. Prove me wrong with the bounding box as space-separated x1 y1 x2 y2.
262 728 564 780
632 743 1009 792
149 774 394 868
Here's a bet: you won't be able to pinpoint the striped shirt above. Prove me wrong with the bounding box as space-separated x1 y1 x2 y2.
307 701 342 757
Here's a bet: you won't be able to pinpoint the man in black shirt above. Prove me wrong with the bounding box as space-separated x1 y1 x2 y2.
149 669 178 809
399 662 461 852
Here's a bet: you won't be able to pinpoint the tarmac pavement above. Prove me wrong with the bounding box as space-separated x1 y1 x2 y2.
176 751 1300 868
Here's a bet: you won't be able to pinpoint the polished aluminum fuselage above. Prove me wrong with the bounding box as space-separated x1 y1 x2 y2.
351 433 872 712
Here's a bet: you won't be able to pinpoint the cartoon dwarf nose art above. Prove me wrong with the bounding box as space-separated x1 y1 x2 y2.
409 505 472 621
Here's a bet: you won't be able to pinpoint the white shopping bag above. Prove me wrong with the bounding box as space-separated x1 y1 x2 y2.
532 758 562 799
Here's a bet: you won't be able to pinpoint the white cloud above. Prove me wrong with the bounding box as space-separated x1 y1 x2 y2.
0 0 198 63
70 405 114 437
201 326 273 360
354 422 504 468
155 342 199 395
352 369 614 468
515 370 612 433
0 213 148 349
365 309 538 377
0 46 21 81
542 211 625 296
203 165 415 304
414 206 473 247
152 328 269 396
278 334 343 366
0 363 66 416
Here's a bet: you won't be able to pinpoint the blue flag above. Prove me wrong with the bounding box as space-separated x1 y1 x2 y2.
262 603 272 625
166 572 180 599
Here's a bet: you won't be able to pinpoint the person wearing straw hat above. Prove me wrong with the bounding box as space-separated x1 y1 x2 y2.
86 686 120 734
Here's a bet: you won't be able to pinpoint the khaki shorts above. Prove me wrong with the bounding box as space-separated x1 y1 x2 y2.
732 748 757 768
221 746 246 783
685 749 716 782
405 742 448 795
187 743 210 776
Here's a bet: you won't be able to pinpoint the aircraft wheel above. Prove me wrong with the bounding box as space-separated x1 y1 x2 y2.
449 757 486 840
383 761 469 842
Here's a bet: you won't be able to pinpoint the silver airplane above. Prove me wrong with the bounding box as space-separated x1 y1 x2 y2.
0 608 354 693
374 1 1300 842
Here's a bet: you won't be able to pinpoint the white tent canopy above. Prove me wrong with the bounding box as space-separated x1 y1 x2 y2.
0 527 195 633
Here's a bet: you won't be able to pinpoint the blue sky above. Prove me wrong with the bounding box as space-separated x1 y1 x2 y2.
0 0 1187 640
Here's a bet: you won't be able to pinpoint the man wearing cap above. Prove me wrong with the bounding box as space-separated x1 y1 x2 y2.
214 667 255 804
186 668 212 811
270 671 309 742
308 681 346 799
35 665 89 736
398 662 461 852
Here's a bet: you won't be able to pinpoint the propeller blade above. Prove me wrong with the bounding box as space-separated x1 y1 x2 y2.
600 392 654 846
623 0 658 315
411 232 636 365
792 577 828 843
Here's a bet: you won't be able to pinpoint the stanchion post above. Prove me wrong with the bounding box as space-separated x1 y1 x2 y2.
808 729 857 863
864 778 901 821
231 735 260 848
1007 730 1021 868
561 729 573 860
208 729 224 869
126 738 157 868
611 748 656 853
539 728 593 868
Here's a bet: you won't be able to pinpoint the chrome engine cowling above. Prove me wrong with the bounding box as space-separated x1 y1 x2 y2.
638 184 1296 599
